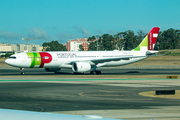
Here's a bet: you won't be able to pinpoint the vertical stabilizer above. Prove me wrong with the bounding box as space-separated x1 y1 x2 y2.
134 27 160 51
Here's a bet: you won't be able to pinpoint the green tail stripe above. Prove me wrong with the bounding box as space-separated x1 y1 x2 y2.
134 46 140 51
134 35 148 51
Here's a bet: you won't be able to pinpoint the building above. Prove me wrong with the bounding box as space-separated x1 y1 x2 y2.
67 38 88 51
11 44 41 52
39 46 43 51
0 43 9 46
0 44 12 56
0 43 42 56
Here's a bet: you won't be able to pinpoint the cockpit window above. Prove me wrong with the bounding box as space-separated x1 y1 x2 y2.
9 56 16 59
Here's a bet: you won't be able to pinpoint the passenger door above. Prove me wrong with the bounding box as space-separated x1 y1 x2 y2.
22 55 26 62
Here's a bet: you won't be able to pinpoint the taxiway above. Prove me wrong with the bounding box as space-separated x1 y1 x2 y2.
0 69 180 120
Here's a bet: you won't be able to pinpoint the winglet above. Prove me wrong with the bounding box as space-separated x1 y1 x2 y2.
134 27 160 51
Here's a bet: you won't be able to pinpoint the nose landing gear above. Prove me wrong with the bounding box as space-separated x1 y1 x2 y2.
20 68 24 75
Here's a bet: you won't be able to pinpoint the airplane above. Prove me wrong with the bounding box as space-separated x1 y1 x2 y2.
5 27 160 75
0 108 123 120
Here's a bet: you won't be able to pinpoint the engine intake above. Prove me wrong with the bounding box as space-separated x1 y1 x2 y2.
72 62 91 72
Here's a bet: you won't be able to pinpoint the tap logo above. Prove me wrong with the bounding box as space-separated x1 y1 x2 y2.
27 52 52 68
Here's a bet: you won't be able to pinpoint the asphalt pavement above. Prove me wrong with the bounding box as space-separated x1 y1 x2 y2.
0 68 180 76
0 69 180 120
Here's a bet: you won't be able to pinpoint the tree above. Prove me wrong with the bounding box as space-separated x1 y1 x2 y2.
87 28 180 51
88 34 116 51
114 32 125 50
135 30 147 49
79 44 84 51
154 28 180 50
0 53 13 58
121 30 138 50
101 34 116 50
137 30 146 41
42 41 67 51
88 36 97 51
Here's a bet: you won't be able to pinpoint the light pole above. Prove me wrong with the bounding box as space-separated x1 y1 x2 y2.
96 34 99 51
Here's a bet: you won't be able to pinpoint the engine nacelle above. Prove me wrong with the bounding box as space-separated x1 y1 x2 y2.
72 62 91 72
44 68 61 72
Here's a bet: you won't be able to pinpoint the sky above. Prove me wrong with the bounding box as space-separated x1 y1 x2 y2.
0 0 180 46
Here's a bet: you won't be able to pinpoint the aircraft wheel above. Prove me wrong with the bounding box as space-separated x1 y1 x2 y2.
54 71 58 74
20 68 24 75
74 72 84 74
96 71 101 74
90 71 96 75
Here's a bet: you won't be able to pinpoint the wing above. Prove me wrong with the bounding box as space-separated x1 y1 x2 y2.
91 55 146 65
0 109 122 120
67 55 145 65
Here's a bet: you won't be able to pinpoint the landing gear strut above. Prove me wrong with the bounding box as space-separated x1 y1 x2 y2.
90 66 101 75
20 68 24 75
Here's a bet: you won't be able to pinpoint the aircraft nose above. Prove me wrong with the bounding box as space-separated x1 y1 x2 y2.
5 59 10 65
5 59 14 66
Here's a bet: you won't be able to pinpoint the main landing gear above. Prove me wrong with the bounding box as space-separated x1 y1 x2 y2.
90 66 101 75
73 72 84 74
20 68 24 75
90 70 101 75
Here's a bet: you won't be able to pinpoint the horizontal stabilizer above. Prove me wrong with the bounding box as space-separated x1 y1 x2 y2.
146 51 159 55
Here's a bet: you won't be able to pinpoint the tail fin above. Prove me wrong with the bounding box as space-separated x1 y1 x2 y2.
133 27 160 51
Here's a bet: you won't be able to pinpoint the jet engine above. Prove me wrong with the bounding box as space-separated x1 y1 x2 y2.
72 62 91 72
44 68 61 72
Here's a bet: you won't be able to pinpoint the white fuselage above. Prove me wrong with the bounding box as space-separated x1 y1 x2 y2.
5 51 147 69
